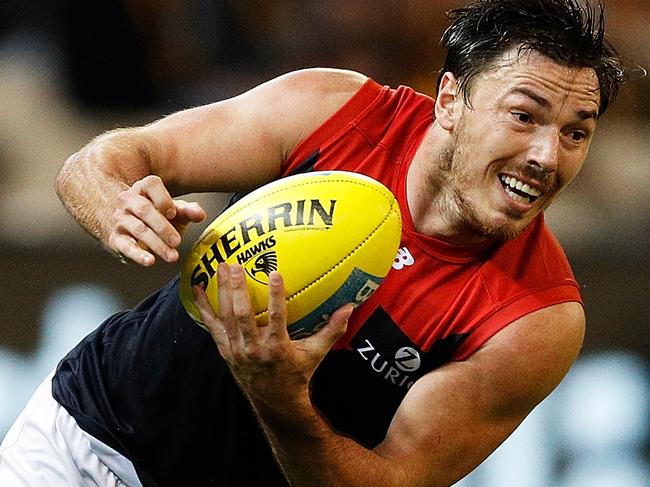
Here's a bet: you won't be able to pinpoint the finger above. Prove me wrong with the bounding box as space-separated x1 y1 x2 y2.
109 233 156 266
301 304 353 356
171 200 207 236
133 175 178 220
116 211 179 263
217 263 242 349
123 193 182 251
264 271 288 341
228 264 260 346
193 285 231 354
173 200 207 224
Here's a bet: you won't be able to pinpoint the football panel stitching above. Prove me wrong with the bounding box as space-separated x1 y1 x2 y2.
254 198 400 321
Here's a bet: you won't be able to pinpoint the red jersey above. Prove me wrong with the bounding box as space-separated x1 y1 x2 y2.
284 79 582 443
51 79 584 485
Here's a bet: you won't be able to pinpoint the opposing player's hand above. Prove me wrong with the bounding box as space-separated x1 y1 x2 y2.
193 263 353 409
108 175 206 266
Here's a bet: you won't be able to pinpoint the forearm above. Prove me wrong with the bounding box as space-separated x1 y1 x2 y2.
193 267 411 485
55 129 152 243
252 396 409 487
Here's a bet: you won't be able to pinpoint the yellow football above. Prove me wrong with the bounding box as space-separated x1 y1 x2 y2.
179 170 402 339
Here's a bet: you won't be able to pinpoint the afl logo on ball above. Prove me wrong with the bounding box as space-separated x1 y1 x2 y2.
394 347 421 373
245 251 278 284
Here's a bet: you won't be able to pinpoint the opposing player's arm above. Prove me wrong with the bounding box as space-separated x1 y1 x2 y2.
54 68 367 265
374 301 585 486
253 301 584 487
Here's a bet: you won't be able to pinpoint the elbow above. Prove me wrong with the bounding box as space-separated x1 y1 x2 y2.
54 151 81 202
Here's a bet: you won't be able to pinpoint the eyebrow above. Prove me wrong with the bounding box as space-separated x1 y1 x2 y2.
510 87 598 120
576 109 599 120
511 87 551 108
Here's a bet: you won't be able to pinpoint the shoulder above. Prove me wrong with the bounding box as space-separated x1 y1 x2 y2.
240 68 369 118
268 68 369 98
246 68 370 158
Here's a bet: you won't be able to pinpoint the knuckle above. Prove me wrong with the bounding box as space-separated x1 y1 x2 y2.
230 347 248 363
234 309 252 325
131 199 151 218
130 178 144 190
143 174 162 186
107 234 120 250
132 220 148 236
110 207 128 227
267 308 285 323
332 326 347 340
267 347 285 362
332 321 348 339
244 344 263 362
157 224 176 242
116 191 130 205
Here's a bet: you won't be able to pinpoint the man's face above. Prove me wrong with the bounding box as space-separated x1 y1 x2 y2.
441 49 601 241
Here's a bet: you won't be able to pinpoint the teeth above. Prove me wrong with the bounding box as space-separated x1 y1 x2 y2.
504 186 530 204
500 175 541 198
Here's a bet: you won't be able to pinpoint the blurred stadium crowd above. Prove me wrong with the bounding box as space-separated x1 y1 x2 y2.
0 1 648 485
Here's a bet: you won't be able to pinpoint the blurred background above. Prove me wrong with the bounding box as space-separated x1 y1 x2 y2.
0 1 648 485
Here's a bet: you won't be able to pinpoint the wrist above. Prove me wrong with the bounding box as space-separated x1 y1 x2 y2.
250 388 323 435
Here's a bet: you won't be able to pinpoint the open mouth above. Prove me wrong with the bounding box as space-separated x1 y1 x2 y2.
499 175 541 205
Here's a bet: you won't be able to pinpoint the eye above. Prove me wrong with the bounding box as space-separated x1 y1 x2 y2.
570 130 587 142
512 112 533 124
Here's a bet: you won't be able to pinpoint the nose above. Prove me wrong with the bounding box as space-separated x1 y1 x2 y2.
527 127 559 174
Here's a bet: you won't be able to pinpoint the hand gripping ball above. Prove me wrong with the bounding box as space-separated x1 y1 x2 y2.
179 170 402 339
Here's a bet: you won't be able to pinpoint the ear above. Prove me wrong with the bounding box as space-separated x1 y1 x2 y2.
435 72 460 131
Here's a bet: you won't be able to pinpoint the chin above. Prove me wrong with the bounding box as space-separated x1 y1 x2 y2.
466 210 533 242
449 187 539 243
488 215 537 241
483 223 527 242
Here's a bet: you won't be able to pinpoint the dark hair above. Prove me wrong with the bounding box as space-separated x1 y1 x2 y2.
438 0 625 115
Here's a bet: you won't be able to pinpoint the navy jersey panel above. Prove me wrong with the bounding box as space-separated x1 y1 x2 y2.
52 277 288 486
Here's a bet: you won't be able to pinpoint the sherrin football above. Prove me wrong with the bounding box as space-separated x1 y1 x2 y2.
179 170 402 339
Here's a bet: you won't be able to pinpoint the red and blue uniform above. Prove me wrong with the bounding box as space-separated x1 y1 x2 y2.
51 79 582 486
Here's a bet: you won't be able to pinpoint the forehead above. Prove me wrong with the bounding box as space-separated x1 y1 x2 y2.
474 48 601 111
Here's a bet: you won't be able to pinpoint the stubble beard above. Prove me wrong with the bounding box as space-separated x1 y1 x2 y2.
433 123 529 243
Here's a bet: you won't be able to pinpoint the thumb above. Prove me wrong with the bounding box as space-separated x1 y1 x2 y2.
175 200 207 222
172 200 207 235
303 304 354 353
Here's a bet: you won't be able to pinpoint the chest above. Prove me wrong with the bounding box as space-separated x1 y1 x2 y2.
335 233 489 356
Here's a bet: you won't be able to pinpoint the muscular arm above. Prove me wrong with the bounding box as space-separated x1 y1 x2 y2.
276 303 584 486
54 68 367 265
375 302 585 486
196 269 585 487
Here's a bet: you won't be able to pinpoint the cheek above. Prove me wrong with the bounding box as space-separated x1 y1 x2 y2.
479 116 525 159
485 130 517 161
456 115 500 159
557 153 586 188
